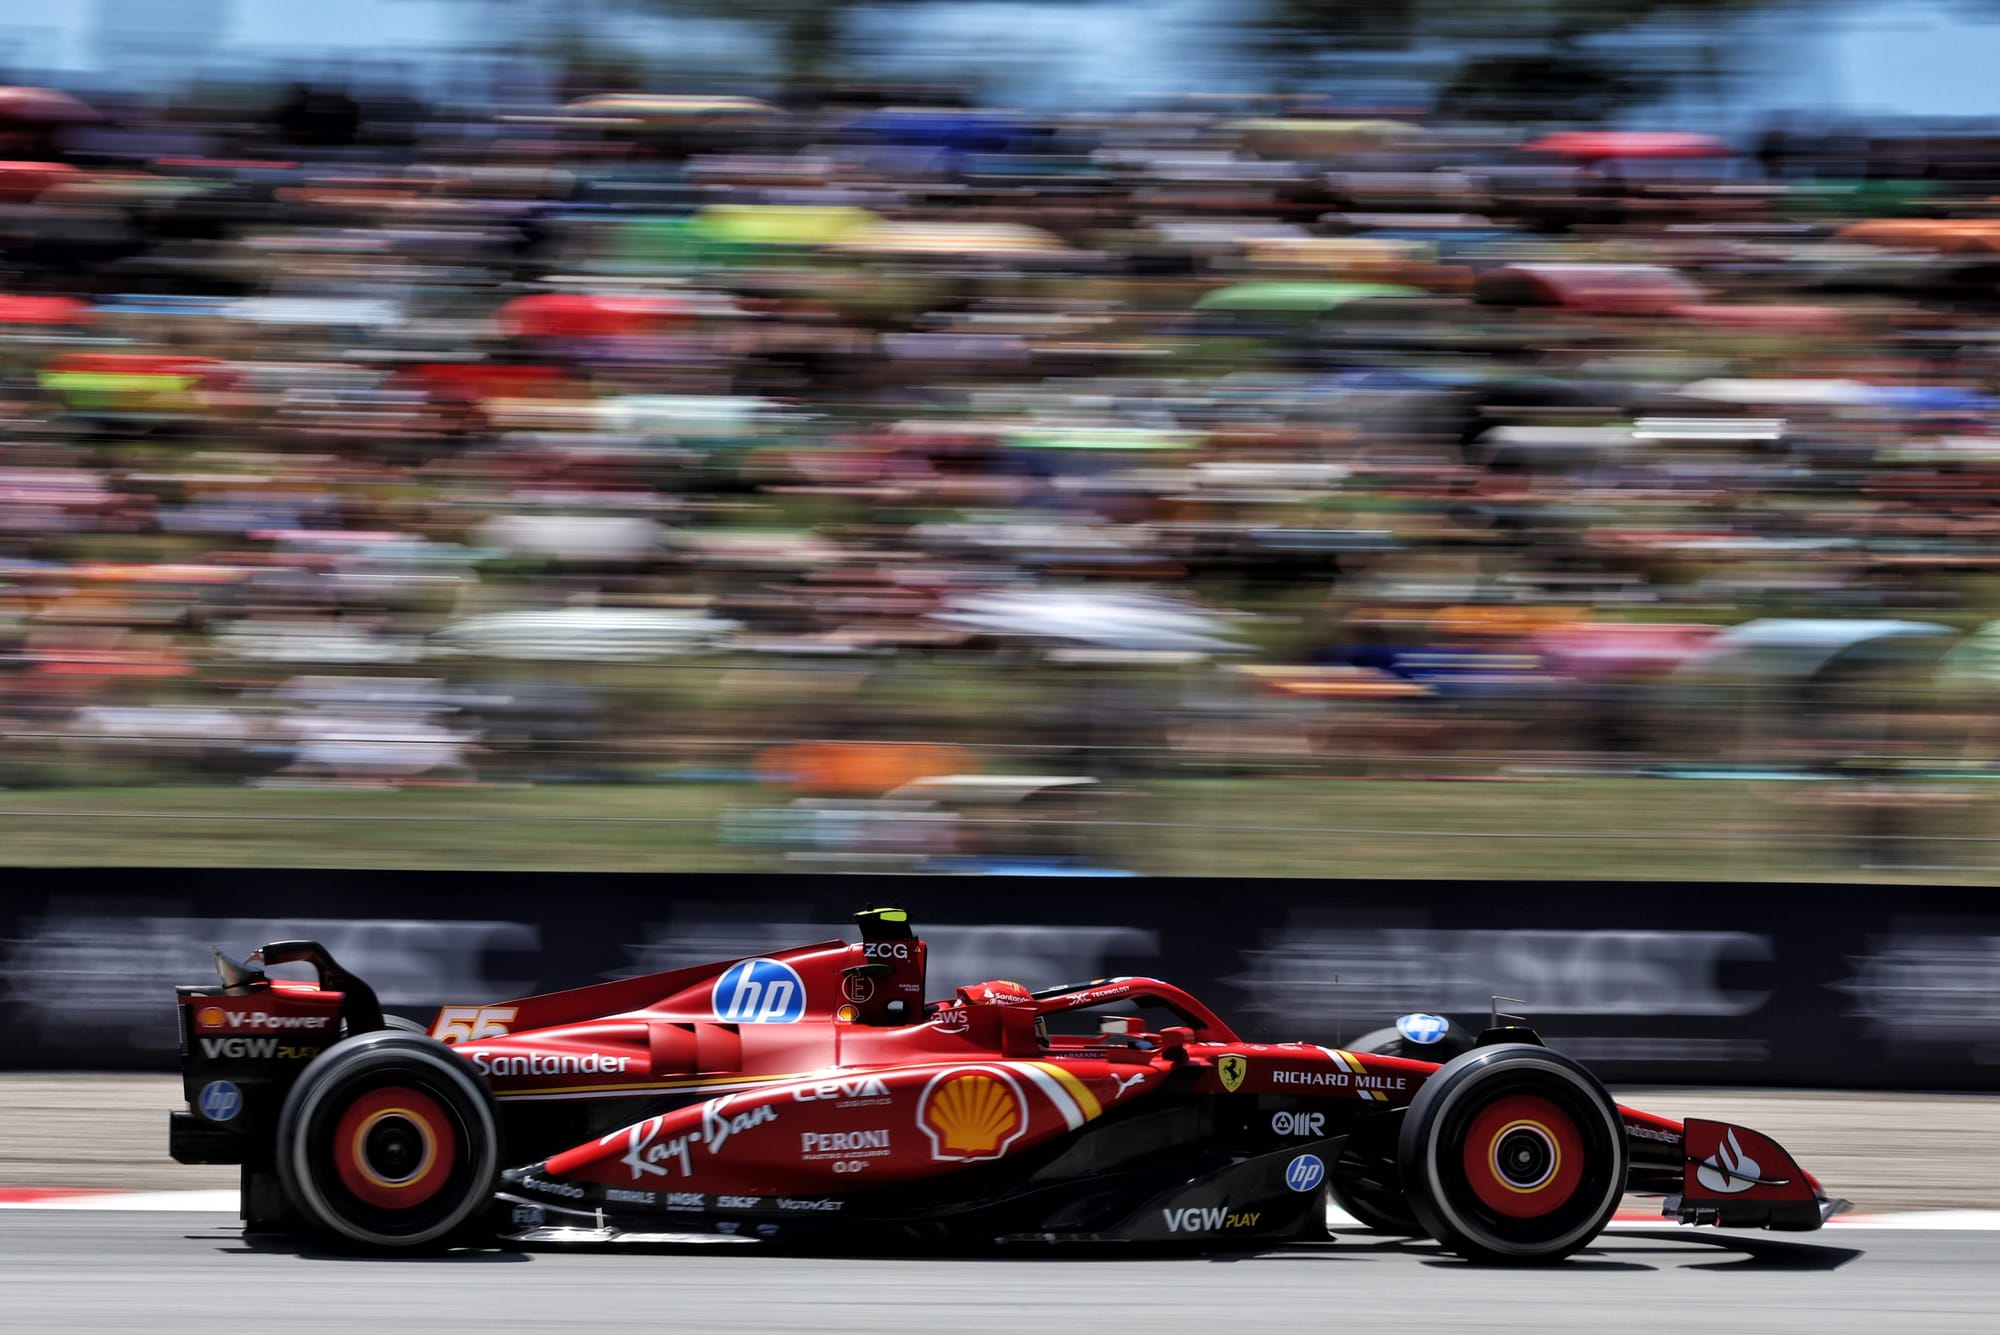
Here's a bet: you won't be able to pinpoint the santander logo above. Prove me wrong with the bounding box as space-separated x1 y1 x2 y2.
1695 1128 1761 1194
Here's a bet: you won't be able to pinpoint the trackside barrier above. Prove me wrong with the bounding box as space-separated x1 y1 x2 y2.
0 869 1991 1088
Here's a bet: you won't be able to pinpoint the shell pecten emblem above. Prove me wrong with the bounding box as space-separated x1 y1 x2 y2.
918 1066 1028 1162
1217 1054 1247 1093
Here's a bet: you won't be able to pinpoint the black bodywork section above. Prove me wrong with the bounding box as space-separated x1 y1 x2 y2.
493 1072 1399 1248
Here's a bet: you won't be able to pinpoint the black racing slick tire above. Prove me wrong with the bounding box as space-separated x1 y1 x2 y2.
1397 1044 1626 1266
1331 1169 1421 1235
276 1031 501 1252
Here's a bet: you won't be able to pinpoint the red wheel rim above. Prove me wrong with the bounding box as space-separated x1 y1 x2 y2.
1461 1093 1585 1219
332 1087 457 1210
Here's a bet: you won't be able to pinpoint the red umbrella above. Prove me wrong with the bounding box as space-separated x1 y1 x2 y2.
0 295 91 324
0 87 105 125
1474 263 1703 316
1522 131 1729 160
497 292 687 340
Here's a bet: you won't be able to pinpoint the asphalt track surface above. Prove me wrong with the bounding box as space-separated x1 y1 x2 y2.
2 1212 1995 1334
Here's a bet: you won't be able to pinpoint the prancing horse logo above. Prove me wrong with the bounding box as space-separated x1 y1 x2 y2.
1217 1054 1247 1093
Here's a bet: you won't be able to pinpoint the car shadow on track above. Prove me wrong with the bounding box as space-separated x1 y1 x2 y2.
1603 1229 1865 1272
1246 1230 1863 1273
200 1231 534 1263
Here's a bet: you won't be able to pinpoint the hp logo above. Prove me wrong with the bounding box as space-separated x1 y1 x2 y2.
1284 1153 1326 1194
1396 1013 1450 1045
198 1080 242 1123
712 958 807 1024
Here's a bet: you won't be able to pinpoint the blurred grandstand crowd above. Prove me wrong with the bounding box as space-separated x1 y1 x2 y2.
5 77 2000 866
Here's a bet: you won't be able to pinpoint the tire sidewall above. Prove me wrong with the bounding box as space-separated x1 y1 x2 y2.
1399 1044 1626 1264
278 1031 500 1250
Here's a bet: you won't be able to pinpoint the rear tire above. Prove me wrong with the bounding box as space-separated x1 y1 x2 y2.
276 1031 500 1252
1398 1044 1626 1265
1331 1170 1420 1235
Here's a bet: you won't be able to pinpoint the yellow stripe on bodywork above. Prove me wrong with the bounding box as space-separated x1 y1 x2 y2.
1328 1048 1389 1102
1031 1061 1104 1121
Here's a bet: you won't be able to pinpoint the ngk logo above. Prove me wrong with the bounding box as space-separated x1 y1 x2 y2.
196 1007 330 1032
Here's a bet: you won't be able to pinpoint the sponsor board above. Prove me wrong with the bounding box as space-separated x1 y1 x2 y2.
21 872 2000 1090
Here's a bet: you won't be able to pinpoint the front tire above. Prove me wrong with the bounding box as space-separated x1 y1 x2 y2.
1398 1044 1626 1265
276 1031 500 1252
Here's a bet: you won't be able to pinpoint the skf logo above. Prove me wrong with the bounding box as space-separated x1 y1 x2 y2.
918 1066 1027 1162
1216 1054 1247 1093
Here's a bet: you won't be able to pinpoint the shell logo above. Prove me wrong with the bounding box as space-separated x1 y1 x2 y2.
196 1006 226 1031
918 1066 1027 1162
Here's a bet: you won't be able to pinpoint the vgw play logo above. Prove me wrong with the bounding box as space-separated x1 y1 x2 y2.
713 958 807 1024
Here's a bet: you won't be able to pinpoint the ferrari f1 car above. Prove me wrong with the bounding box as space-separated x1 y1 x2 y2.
170 908 1847 1263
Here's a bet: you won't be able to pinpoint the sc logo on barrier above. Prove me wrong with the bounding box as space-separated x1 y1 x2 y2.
713 958 807 1024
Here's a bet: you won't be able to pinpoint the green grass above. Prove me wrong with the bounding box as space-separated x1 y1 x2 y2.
0 777 1993 881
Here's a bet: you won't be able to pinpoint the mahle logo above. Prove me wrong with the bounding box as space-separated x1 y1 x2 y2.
1216 1054 1247 1092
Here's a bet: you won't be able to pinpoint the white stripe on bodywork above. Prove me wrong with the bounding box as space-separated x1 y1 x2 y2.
1014 1061 1086 1129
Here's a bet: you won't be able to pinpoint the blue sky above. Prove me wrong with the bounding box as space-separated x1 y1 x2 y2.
0 0 1995 119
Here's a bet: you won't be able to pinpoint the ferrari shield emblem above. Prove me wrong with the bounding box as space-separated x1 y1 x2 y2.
1217 1054 1247 1093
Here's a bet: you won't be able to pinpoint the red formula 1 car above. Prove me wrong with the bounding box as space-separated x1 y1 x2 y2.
169 908 1847 1263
